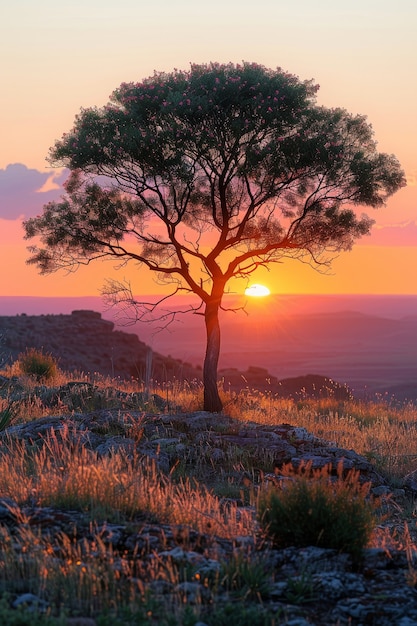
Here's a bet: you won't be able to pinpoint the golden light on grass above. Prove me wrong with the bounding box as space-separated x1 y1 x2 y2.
244 284 271 297
1 366 417 622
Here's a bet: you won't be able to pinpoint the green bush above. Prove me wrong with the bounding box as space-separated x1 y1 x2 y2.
220 553 271 600
257 462 376 561
16 349 58 382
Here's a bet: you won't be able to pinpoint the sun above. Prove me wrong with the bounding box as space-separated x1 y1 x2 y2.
244 284 271 297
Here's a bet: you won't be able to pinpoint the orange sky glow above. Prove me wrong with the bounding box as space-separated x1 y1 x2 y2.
1 0 416 299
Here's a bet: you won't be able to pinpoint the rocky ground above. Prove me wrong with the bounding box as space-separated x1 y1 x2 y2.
1 381 417 624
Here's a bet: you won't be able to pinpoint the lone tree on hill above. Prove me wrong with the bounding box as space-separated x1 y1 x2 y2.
24 62 405 412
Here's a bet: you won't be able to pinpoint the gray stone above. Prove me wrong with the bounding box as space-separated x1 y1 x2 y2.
95 436 136 456
314 572 366 600
372 484 392 496
148 580 175 594
210 447 225 461
175 581 212 604
195 558 222 581
159 546 204 565
13 593 49 612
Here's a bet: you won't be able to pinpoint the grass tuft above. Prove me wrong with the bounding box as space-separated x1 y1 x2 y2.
15 349 59 382
257 461 376 561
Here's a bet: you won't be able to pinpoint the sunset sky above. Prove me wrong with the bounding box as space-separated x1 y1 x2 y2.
1 0 416 299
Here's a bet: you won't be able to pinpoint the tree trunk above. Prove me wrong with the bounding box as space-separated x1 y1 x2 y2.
203 299 223 412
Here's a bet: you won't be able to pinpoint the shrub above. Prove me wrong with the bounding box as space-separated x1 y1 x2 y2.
16 349 58 382
220 553 271 600
257 462 376 561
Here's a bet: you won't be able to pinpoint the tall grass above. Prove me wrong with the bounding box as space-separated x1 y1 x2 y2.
163 381 417 483
0 424 254 538
0 422 256 624
221 389 417 483
2 365 417 481
0 368 416 622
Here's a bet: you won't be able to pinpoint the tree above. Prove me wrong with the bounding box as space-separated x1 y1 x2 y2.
24 62 405 412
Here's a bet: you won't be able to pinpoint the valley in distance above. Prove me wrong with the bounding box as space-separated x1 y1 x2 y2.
1 293 416 403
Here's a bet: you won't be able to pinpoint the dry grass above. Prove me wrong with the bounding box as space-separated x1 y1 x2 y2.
0 520 183 621
0 424 254 539
2 365 417 481
221 388 417 483
1 368 417 623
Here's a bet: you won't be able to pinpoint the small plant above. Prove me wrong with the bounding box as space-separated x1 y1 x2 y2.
0 404 15 431
220 552 271 600
16 349 58 382
284 568 316 604
257 462 376 562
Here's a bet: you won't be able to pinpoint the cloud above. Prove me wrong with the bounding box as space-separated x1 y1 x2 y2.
406 171 417 187
361 220 417 246
0 163 67 220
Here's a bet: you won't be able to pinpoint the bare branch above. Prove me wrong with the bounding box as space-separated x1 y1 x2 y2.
101 278 204 332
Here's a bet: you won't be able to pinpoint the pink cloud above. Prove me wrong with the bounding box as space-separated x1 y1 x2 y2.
0 163 67 220
360 220 417 246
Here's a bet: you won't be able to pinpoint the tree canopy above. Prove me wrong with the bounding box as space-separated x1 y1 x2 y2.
24 62 406 411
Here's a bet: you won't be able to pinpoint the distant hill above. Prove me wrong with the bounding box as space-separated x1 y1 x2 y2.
0 310 200 384
134 306 417 403
0 310 351 400
1 294 416 402
1 293 417 318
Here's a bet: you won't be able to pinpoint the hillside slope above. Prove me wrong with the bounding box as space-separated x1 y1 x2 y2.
0 310 350 399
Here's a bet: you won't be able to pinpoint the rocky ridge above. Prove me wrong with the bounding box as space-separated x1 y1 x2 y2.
0 310 352 399
1 403 417 625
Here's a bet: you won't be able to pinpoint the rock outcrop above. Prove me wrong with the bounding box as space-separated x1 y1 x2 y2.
0 309 201 382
